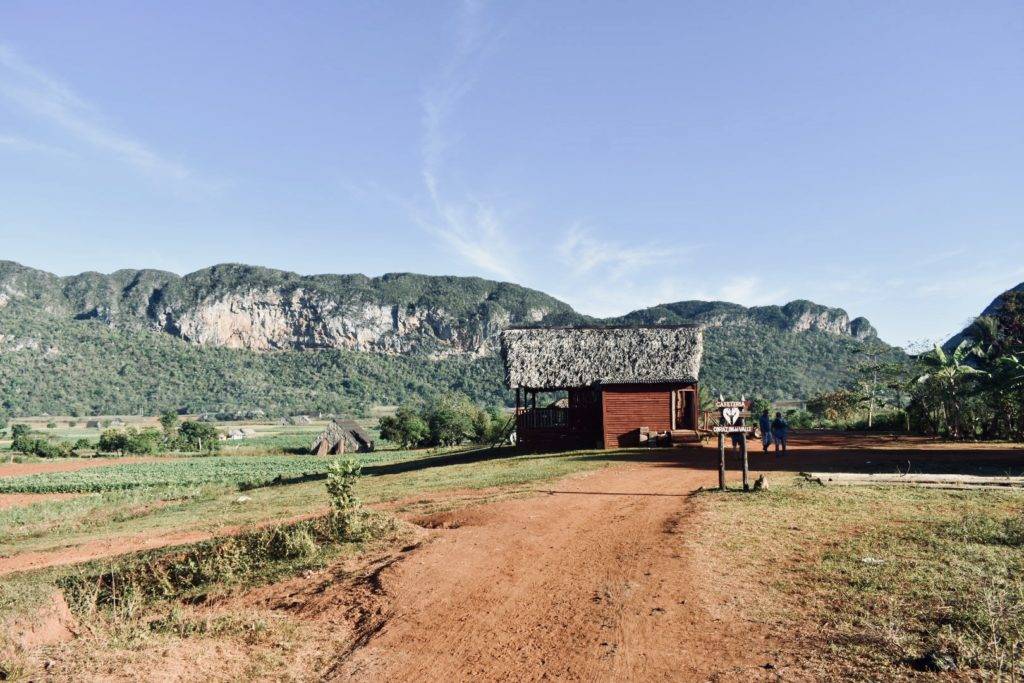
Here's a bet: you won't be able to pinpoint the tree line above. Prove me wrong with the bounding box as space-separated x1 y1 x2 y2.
796 293 1024 440
377 395 510 449
6 411 223 457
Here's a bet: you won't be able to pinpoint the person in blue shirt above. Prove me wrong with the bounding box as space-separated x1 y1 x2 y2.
771 412 789 455
758 410 772 452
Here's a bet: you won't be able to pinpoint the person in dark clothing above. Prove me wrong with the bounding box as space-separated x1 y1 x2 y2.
771 412 789 455
758 410 772 452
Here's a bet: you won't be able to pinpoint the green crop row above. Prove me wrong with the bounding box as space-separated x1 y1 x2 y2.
0 452 407 494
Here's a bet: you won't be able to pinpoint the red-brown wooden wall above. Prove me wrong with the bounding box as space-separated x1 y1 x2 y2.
600 384 673 448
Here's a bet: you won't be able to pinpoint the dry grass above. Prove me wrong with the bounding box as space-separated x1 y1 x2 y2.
695 477 1024 679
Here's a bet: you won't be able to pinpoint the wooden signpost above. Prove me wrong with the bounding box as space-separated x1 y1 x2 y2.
715 398 752 492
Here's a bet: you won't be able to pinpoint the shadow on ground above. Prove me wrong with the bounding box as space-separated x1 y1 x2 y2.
253 432 1024 491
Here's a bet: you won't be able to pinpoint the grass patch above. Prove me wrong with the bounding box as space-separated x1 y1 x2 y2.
698 479 1024 677
0 446 614 556
57 510 401 632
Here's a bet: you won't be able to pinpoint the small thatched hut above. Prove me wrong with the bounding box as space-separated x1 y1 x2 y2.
310 419 374 455
501 325 704 450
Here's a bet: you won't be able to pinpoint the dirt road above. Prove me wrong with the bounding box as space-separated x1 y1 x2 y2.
328 461 777 681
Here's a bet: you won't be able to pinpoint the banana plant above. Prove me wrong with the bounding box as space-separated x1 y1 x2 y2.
915 340 987 438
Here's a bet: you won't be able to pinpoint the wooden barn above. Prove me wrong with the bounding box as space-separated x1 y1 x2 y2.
310 419 375 455
501 325 704 451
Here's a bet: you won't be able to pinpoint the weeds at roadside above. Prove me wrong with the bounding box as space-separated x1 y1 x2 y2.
697 482 1024 678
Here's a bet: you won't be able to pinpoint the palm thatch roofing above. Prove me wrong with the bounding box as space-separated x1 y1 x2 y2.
310 418 374 455
501 325 704 389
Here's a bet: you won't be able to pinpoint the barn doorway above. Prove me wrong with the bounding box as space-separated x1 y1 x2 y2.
675 388 697 430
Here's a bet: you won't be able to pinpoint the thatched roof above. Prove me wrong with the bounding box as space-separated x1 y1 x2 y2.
501 325 704 389
310 418 374 454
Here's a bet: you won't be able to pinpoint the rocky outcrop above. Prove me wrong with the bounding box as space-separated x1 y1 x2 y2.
777 301 877 339
614 299 877 342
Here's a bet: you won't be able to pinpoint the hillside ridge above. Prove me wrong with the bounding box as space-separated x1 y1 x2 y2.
1 260 878 353
0 260 900 415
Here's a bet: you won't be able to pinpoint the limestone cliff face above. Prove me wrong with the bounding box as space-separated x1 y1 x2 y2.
155 288 537 356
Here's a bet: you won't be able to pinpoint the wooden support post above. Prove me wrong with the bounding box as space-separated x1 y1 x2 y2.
741 432 749 492
718 433 726 491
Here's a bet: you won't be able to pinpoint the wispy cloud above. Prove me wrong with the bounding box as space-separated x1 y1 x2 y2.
557 223 691 279
708 276 789 307
0 133 74 158
0 44 191 182
410 1 519 280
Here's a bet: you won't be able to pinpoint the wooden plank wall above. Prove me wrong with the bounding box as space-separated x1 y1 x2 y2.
601 385 673 448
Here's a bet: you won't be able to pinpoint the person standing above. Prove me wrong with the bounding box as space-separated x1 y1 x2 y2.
759 409 772 452
771 412 789 455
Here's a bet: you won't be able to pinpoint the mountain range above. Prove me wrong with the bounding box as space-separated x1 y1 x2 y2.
0 260 902 417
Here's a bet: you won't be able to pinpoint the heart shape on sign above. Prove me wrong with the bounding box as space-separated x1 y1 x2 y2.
722 406 741 425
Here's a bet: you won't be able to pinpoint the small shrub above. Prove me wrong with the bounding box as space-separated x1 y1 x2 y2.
326 458 364 540
268 526 319 560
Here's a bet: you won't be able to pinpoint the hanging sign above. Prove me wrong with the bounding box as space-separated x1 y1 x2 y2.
714 397 751 433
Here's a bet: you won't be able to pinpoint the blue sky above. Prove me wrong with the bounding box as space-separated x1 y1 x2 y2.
1 1 1022 347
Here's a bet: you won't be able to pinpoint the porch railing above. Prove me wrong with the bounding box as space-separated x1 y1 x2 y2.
516 406 571 430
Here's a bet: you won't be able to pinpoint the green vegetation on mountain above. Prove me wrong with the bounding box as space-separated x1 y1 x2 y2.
0 260 903 416
0 304 506 417
609 299 896 399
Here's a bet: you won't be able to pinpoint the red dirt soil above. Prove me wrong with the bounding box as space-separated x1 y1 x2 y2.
327 462 780 681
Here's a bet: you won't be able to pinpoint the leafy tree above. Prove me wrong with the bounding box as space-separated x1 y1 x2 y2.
426 396 475 447
124 428 162 454
178 421 221 452
378 405 429 448
158 410 180 439
470 407 507 445
807 390 860 423
98 428 129 454
9 424 33 453
748 397 771 418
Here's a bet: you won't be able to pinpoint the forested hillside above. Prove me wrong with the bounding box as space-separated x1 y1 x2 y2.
0 260 902 416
